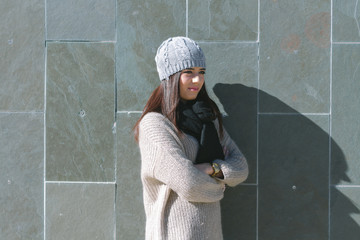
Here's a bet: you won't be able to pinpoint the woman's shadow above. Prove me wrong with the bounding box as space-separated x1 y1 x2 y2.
213 83 359 240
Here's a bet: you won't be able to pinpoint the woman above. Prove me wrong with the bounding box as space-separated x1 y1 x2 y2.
134 36 248 240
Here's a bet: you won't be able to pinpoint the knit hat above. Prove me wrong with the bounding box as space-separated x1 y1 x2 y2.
155 36 206 81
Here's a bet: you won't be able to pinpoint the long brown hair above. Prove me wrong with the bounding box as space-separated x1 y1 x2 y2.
133 72 223 142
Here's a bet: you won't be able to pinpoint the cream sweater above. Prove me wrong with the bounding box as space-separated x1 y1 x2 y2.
138 112 248 240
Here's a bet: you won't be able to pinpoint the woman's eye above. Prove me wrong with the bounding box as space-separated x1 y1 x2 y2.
184 71 193 74
200 71 206 75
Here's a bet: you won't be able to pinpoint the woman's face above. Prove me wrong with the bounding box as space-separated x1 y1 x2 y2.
179 67 206 100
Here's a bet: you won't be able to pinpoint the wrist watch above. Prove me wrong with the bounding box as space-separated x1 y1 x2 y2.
211 162 221 177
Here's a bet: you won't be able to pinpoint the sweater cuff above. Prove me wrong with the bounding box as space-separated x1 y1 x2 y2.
213 159 228 179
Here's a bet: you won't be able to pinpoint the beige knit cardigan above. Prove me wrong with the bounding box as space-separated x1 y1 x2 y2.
138 112 249 240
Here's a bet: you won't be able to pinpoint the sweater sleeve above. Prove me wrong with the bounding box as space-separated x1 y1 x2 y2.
213 121 249 187
139 113 225 203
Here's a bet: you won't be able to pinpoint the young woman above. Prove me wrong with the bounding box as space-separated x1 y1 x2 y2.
133 36 248 240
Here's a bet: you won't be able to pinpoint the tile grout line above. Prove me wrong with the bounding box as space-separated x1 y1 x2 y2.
113 182 117 240
0 111 44 114
46 40 116 43
332 185 360 188
333 42 360 44
197 41 258 44
257 0 260 43
256 2 260 239
240 183 258 186
46 181 117 184
44 0 47 239
186 0 188 37
117 111 143 114
329 1 333 239
258 113 330 115
256 0 261 234
256 39 260 240
114 0 118 239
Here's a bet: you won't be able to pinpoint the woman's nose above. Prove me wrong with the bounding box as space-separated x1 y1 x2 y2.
192 75 200 83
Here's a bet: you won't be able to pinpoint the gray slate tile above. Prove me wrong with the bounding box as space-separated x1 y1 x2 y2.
258 115 329 240
331 44 360 185
259 1 330 113
0 0 44 111
46 0 115 41
116 0 186 111
46 42 115 182
333 0 360 42
330 187 360 240
46 183 115 240
0 113 43 239
116 112 145 239
221 185 257 240
188 0 258 41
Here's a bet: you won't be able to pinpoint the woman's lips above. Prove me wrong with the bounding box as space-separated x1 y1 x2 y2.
188 87 199 91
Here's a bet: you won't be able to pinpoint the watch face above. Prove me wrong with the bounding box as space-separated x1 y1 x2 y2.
212 163 220 173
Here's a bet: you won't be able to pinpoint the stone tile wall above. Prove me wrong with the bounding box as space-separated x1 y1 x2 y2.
1 0 359 239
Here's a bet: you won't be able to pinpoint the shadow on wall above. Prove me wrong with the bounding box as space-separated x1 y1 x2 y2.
213 83 360 240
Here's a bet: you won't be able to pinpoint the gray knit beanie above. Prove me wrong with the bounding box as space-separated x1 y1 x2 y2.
155 36 206 81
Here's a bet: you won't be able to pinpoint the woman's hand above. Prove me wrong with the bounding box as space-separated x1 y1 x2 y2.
194 163 214 175
194 163 224 179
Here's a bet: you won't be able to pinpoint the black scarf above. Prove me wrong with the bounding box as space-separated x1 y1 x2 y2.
178 100 225 164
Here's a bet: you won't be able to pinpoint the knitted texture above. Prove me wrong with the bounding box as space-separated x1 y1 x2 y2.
155 36 206 81
138 112 249 240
